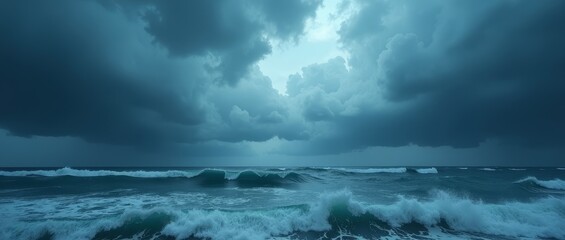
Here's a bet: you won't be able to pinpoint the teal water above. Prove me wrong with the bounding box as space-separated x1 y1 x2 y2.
0 167 564 239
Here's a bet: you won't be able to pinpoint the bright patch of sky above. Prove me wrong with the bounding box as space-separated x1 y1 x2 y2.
258 0 351 95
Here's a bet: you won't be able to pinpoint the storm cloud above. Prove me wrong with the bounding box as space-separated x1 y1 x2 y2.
0 0 563 165
280 0 565 154
0 0 319 147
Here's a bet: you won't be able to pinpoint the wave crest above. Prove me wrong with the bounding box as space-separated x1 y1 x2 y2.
0 168 311 187
2 190 564 240
479 168 496 171
408 167 438 174
326 167 407 174
515 176 565 190
0 167 194 178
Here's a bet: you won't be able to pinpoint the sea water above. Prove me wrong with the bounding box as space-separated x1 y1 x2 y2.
0 167 564 239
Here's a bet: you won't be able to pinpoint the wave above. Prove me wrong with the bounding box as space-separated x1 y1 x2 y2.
2 190 564 240
163 190 565 239
558 168 565 170
509 168 526 171
266 167 287 171
479 168 496 171
294 167 437 174
0 167 195 178
302 167 408 174
337 167 407 174
0 168 311 187
414 167 438 174
228 170 307 187
515 176 565 190
157 168 308 187
1 167 442 181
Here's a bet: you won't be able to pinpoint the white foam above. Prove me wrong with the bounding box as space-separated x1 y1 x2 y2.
458 167 468 170
0 167 196 178
224 169 299 180
557 168 565 170
365 191 565 239
479 168 496 171
0 168 314 184
333 168 407 174
515 177 565 190
415 168 438 174
160 190 565 239
509 168 526 171
2 190 564 240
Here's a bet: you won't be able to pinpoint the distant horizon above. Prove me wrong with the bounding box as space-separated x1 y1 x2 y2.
2 165 564 168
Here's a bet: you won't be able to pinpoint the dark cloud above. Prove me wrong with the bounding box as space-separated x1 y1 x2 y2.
136 0 269 85
0 0 206 146
252 0 321 40
283 0 565 154
110 0 320 85
1 0 563 166
0 0 320 148
134 0 320 55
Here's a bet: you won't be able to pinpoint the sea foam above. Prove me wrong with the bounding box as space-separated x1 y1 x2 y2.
328 167 408 174
415 167 438 174
515 176 565 190
479 168 496 171
0 167 307 181
2 190 564 240
0 167 195 178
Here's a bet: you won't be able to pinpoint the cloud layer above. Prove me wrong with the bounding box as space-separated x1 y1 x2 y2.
0 0 563 164
0 0 318 147
279 0 565 154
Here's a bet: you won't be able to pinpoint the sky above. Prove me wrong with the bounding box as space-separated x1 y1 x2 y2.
1 0 564 167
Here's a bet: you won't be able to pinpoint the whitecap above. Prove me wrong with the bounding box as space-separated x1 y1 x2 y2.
2 190 564 240
515 176 565 190
415 168 438 174
332 167 407 174
0 167 195 178
479 168 496 171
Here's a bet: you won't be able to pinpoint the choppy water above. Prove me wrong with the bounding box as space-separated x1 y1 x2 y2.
0 167 564 240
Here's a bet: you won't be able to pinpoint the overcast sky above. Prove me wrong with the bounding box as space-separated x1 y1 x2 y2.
1 0 564 167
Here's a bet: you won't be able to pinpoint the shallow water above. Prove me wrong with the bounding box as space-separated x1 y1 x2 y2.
1 167 564 239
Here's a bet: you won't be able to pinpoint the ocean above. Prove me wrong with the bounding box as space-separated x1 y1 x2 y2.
0 167 564 240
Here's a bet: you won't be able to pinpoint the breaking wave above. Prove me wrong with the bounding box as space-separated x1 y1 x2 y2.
2 190 564 240
304 167 411 174
0 167 195 178
409 167 438 174
331 167 408 174
0 168 310 187
515 176 565 191
227 170 307 187
479 168 496 171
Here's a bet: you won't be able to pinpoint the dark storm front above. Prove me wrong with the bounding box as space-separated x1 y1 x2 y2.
0 167 564 239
